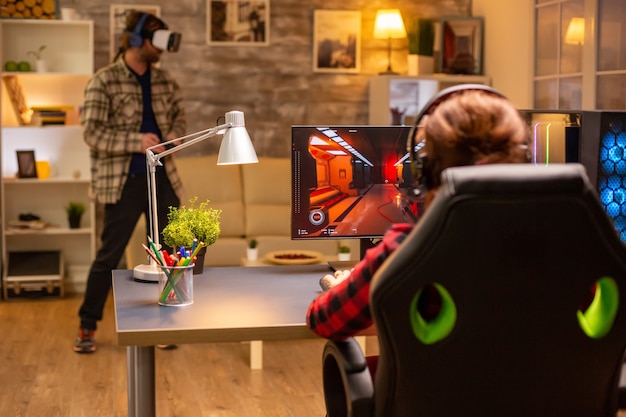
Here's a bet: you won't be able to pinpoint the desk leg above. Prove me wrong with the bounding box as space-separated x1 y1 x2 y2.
127 345 156 417
250 340 263 370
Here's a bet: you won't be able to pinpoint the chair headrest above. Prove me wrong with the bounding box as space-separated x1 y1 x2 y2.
438 163 592 197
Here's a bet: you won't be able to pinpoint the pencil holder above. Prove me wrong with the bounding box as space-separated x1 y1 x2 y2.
157 264 194 306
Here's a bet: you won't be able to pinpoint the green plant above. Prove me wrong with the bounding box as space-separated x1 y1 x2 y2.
249 238 258 249
65 201 85 217
338 243 351 254
407 18 435 56
162 197 222 249
27 45 47 60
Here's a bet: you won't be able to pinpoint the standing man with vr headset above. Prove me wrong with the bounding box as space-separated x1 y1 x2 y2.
74 11 185 353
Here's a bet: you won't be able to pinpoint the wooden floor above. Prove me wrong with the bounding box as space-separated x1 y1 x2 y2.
0 292 328 417
3 292 626 417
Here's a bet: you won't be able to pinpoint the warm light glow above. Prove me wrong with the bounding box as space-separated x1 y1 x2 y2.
565 17 585 45
373 9 407 40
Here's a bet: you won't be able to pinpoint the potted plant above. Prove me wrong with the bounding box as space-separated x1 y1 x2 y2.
407 18 435 75
65 201 85 229
338 243 351 261
162 197 221 274
27 45 47 73
247 238 259 261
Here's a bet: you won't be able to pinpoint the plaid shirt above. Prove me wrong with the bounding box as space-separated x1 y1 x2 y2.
81 58 186 204
306 223 412 340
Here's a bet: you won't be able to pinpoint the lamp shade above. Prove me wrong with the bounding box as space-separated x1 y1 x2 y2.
373 9 407 40
217 110 259 165
565 17 585 45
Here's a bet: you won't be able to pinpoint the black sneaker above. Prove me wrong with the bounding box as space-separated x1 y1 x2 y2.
73 328 96 353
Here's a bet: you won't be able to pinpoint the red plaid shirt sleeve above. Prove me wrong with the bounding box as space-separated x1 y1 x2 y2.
306 223 412 340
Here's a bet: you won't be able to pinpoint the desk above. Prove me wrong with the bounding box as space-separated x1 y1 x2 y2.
113 264 329 417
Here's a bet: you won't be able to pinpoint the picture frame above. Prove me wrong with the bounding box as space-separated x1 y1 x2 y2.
207 0 270 46
109 4 162 62
16 150 37 179
313 10 361 74
439 17 483 75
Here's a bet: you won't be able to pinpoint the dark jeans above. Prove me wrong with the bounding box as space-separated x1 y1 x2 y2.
78 170 179 330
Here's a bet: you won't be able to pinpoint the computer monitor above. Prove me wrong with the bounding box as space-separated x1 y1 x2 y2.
291 125 422 256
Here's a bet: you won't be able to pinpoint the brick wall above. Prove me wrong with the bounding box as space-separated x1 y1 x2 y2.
66 0 470 157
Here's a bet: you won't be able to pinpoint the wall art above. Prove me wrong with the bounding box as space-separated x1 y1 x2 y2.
439 17 483 75
207 0 270 46
313 10 361 74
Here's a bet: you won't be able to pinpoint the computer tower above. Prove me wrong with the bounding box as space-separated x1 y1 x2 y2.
579 111 626 242
520 110 626 242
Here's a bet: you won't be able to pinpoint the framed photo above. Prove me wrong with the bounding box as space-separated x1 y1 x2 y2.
16 150 37 179
207 0 270 46
110 4 162 61
439 17 483 75
313 10 361 74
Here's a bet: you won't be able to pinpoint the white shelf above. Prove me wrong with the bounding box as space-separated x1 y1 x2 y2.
1 20 95 297
5 227 93 236
0 20 93 74
2 178 90 185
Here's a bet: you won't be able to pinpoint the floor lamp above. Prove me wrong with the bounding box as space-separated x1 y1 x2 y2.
373 9 408 75
133 110 258 281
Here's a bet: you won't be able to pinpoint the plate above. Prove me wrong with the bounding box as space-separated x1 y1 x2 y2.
264 250 324 265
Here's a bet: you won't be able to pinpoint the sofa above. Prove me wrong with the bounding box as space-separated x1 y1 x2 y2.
125 155 360 268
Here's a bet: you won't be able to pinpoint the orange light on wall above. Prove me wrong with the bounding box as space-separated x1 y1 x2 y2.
565 17 585 45
373 9 407 74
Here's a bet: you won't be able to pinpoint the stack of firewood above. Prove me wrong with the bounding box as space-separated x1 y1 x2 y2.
0 0 57 19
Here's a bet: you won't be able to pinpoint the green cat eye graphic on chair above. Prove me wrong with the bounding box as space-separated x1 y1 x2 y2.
577 277 619 339
410 283 457 345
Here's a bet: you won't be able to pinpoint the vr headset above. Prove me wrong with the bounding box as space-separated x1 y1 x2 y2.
129 12 182 52
151 29 182 52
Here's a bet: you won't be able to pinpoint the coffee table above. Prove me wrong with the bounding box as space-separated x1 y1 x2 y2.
112 264 328 417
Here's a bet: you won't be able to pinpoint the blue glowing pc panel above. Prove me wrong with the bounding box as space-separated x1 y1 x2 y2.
579 111 626 242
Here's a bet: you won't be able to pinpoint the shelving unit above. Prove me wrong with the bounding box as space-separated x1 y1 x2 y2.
0 20 95 297
368 74 492 125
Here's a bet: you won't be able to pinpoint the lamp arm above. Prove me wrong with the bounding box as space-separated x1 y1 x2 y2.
146 122 232 166
145 121 231 252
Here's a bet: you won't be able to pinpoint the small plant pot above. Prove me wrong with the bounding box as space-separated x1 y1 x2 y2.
61 7 77 21
36 59 48 73
68 215 81 229
192 246 207 275
407 54 434 75
338 252 351 261
247 248 259 261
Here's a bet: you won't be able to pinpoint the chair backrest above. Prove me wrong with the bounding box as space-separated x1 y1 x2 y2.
370 163 626 417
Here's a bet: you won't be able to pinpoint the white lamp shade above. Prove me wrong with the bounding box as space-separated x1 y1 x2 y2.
217 111 259 165
373 9 407 40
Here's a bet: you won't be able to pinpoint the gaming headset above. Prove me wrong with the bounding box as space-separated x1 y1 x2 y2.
127 12 182 52
407 84 508 193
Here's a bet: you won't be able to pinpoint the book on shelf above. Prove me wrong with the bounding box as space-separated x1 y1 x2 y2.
30 105 75 126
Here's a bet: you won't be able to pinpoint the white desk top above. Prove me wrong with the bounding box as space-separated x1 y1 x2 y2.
112 265 330 346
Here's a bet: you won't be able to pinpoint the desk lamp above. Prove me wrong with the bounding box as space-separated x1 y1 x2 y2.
373 9 408 75
133 110 258 281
